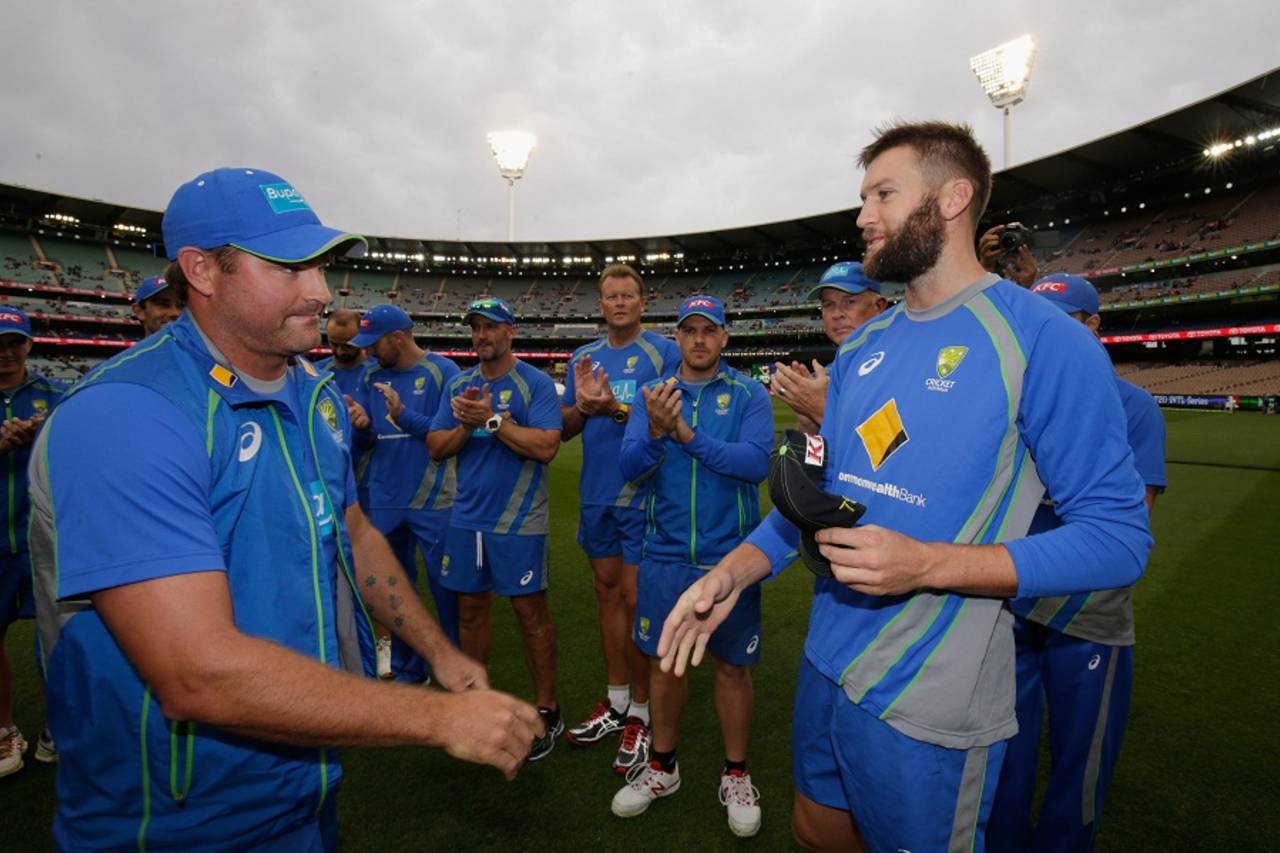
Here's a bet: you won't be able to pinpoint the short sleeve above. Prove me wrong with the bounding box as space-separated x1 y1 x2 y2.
41 384 226 598
526 372 563 430
561 354 578 406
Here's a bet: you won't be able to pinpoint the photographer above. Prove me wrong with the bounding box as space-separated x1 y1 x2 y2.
979 223 1038 286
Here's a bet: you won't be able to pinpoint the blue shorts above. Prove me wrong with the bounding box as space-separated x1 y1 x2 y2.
633 560 760 666
792 656 1006 852
987 616 1134 853
439 528 548 597
577 504 645 566
0 552 33 627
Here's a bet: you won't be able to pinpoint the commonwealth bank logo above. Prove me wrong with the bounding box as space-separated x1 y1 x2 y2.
856 398 909 471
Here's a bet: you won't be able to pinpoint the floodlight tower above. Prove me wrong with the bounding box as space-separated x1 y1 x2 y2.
970 34 1037 168
487 131 537 242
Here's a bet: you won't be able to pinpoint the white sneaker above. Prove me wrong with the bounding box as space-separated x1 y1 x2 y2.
611 760 680 818
719 769 762 838
376 636 393 680
0 727 28 779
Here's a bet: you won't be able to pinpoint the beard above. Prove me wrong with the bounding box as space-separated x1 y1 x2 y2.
863 194 945 284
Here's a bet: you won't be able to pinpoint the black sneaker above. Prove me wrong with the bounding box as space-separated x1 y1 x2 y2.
566 699 626 745
529 707 564 762
612 717 651 776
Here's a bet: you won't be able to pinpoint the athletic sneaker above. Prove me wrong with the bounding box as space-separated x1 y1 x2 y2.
612 717 651 775
528 706 564 762
34 728 57 764
611 760 681 818
719 769 762 838
566 699 625 745
0 727 28 779
376 636 393 680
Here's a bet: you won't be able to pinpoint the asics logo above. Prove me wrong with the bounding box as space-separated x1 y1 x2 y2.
1088 654 1102 671
238 422 263 462
520 570 534 586
858 351 885 376
746 635 759 655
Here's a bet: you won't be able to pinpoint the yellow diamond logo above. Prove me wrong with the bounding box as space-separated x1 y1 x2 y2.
936 346 968 380
855 398 909 471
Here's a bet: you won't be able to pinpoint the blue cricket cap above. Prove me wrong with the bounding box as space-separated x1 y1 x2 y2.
0 306 31 338
1031 274 1100 316
349 304 414 348
464 297 516 325
133 275 170 305
161 167 367 263
808 261 881 299
677 294 727 328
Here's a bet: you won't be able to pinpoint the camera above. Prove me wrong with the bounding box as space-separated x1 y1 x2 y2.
999 222 1031 253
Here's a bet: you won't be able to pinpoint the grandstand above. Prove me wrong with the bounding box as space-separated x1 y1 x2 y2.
0 70 1277 407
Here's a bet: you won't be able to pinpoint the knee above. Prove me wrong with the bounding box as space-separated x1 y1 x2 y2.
457 595 490 626
712 659 750 686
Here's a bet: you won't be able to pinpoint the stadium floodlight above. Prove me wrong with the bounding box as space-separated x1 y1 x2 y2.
487 131 536 242
970 34 1037 168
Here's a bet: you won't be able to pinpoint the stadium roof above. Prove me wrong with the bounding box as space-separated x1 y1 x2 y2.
2 67 1278 266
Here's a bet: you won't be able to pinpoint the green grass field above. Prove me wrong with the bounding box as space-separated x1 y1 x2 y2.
4 407 1278 850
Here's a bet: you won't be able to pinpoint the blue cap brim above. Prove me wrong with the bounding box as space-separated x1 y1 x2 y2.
465 308 514 325
231 224 367 264
0 329 31 339
677 310 725 327
133 282 170 305
807 283 873 300
348 330 384 348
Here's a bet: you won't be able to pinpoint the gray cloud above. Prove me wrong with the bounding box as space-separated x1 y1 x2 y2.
2 0 1276 242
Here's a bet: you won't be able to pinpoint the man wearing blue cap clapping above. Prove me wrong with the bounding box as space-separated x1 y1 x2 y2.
429 296 565 761
27 168 543 851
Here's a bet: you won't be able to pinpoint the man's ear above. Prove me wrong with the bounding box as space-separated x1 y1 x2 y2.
1085 314 1102 335
177 248 215 298
938 177 976 224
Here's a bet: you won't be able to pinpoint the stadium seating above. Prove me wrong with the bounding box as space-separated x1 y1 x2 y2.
1115 360 1280 395
0 230 57 285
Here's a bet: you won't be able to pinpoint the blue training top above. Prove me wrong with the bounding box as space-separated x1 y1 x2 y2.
619 361 773 567
746 274 1153 749
354 352 460 511
563 330 681 508
0 370 66 555
430 359 562 535
1010 375 1167 645
313 355 370 400
28 313 375 851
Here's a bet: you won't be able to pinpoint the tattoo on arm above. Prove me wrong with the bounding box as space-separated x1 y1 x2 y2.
363 575 376 588
387 576 398 586
393 616 404 629
388 594 403 610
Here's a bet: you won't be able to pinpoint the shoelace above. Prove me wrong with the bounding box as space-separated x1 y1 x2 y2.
582 702 611 723
618 722 647 752
719 773 760 807
625 760 670 791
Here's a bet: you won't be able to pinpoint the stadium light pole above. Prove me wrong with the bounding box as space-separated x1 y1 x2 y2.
487 131 537 242
970 34 1037 168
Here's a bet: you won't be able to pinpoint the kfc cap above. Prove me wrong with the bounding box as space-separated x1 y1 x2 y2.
1030 274 1100 316
349 304 414 348
676 294 727 327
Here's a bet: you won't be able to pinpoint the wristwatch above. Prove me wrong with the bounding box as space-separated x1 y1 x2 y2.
484 413 504 434
611 402 631 424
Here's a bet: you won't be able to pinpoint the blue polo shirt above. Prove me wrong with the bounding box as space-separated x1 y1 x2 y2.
431 359 562 535
28 314 373 851
354 352 460 510
314 355 371 400
563 330 681 508
1 371 66 555
744 275 1152 749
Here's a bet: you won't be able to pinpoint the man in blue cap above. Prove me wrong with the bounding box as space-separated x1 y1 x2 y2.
131 274 184 337
988 273 1167 853
429 296 565 761
345 303 461 682
28 168 543 850
769 261 887 432
611 294 773 837
0 306 66 778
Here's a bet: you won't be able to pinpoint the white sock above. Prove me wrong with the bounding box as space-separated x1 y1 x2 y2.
607 684 630 713
628 700 650 725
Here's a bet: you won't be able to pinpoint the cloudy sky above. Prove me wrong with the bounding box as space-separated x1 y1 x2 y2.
2 1 1276 243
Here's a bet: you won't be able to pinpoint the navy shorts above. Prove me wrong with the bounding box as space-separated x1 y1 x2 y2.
577 504 645 565
792 656 1007 852
633 560 760 666
440 527 548 597
0 552 33 627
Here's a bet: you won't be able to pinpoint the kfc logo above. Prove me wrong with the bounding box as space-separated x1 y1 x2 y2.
804 434 825 467
0 312 23 325
687 298 715 309
360 319 371 328
1032 281 1067 294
